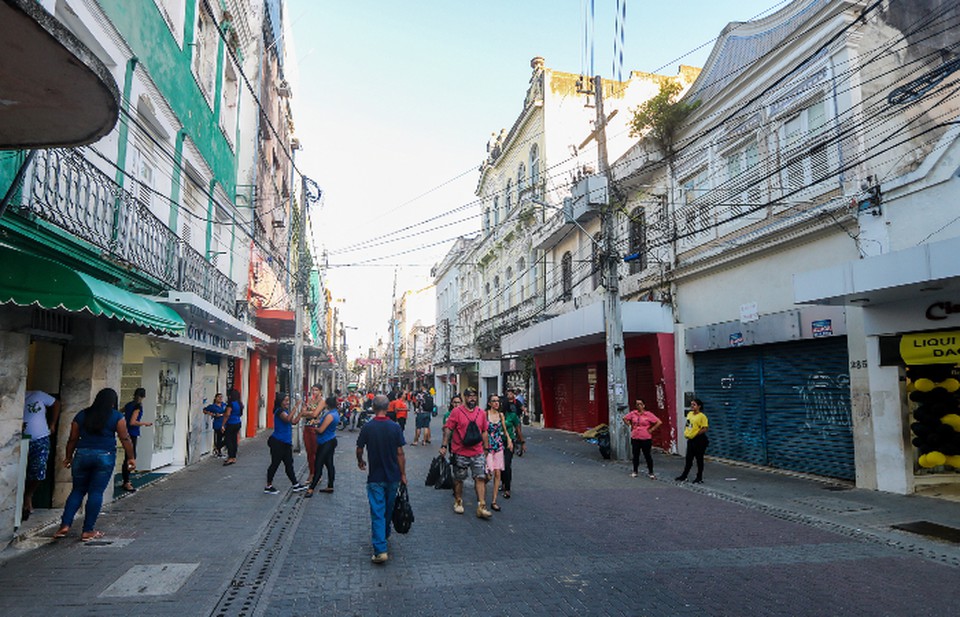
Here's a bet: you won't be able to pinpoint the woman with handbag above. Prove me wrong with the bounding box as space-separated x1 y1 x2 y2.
483 394 512 512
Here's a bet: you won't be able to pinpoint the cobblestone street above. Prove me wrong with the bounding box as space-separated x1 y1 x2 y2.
1 425 958 617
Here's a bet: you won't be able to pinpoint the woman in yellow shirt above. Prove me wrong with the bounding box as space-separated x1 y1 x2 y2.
675 398 708 484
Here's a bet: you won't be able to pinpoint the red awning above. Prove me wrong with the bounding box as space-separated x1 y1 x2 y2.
255 309 295 340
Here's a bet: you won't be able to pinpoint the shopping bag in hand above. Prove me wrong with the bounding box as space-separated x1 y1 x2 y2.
392 483 414 534
425 455 442 486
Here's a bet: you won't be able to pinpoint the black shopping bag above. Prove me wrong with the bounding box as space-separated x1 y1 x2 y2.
392 483 414 534
435 454 454 490
425 455 442 486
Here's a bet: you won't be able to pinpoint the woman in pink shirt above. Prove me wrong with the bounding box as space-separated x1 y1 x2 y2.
623 399 662 479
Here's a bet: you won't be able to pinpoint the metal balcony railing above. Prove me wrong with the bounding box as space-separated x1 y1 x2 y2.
24 148 237 314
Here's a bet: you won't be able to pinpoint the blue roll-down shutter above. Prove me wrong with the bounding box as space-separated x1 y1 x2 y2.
693 337 855 481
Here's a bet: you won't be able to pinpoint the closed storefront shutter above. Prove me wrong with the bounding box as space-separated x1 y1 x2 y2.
763 338 854 480
693 338 854 480
693 348 766 465
547 364 605 433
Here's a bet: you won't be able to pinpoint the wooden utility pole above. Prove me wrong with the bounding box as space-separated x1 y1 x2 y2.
594 75 630 460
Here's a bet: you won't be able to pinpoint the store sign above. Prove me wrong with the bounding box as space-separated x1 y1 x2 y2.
186 323 230 351
900 331 960 365
729 332 744 347
811 319 834 338
925 301 960 321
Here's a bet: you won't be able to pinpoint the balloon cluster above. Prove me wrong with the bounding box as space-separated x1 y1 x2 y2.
907 365 960 469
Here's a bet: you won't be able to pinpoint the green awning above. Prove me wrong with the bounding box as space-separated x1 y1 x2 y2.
0 245 185 335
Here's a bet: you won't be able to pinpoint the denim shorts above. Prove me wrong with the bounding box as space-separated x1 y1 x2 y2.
452 453 487 480
415 412 431 429
27 436 51 481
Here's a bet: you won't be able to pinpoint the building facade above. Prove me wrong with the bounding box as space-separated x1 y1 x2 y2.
0 0 312 544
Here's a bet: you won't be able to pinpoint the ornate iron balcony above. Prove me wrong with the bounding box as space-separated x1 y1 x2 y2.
24 148 238 314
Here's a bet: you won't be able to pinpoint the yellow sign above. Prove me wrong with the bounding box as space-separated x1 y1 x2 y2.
900 331 960 365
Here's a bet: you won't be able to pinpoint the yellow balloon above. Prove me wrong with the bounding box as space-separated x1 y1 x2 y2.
914 378 935 392
918 453 932 468
945 455 960 469
941 414 960 431
927 451 947 466
906 382 917 393
940 378 960 392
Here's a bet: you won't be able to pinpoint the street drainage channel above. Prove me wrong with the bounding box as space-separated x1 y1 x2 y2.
210 492 307 617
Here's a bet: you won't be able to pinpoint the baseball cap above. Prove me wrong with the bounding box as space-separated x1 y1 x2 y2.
463 387 478 396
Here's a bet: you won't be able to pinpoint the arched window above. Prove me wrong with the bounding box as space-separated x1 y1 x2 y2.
493 196 500 226
592 232 603 289
483 208 490 232
517 162 526 192
505 266 514 306
505 179 513 213
561 251 573 301
529 144 540 197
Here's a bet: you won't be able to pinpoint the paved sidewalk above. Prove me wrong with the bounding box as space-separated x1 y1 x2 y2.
545 427 960 567
0 424 957 617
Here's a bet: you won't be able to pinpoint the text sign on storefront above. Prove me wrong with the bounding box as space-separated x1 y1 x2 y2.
900 331 960 364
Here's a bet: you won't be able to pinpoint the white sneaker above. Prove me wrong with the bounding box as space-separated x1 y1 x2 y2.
630 472 638 478
453 499 464 514
291 483 307 492
371 552 388 564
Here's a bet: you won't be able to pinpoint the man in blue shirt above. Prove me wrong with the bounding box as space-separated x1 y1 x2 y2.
356 395 406 564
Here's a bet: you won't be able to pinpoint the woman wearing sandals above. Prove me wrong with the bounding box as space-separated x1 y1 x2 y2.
306 396 340 497
483 394 512 512
54 388 135 541
623 398 662 479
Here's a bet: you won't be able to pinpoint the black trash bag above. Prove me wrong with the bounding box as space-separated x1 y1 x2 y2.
596 426 611 460
425 455 442 486
392 483 414 534
435 455 454 490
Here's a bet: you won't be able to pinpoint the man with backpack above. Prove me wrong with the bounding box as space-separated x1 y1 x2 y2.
439 387 492 519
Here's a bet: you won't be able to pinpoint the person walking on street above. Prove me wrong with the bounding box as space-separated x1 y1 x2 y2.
356 394 407 564
204 393 227 457
121 388 153 492
484 394 512 512
222 389 244 466
391 392 409 432
264 393 308 495
440 387 492 519
413 389 434 446
623 399 662 479
54 388 135 542
500 390 526 499
443 394 461 425
21 390 60 522
306 396 340 497
302 385 324 485
676 398 709 484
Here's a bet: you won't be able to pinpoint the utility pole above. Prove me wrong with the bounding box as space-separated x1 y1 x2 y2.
291 173 307 451
594 75 630 460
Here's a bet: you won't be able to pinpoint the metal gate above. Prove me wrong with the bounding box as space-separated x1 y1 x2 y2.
693 337 854 480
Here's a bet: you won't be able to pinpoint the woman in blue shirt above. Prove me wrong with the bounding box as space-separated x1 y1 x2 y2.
222 389 244 466
53 388 135 542
306 396 340 497
204 393 227 457
264 392 307 494
121 387 152 493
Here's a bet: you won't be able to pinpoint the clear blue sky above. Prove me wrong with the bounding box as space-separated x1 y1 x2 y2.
286 0 789 356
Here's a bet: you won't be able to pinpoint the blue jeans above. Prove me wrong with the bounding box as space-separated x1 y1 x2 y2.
366 481 399 554
61 449 115 532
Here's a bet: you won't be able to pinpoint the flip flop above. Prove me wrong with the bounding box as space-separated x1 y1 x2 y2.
491 503 501 511
52 527 69 540
80 531 105 542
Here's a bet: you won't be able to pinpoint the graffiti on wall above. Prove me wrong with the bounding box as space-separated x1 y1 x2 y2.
794 372 852 436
